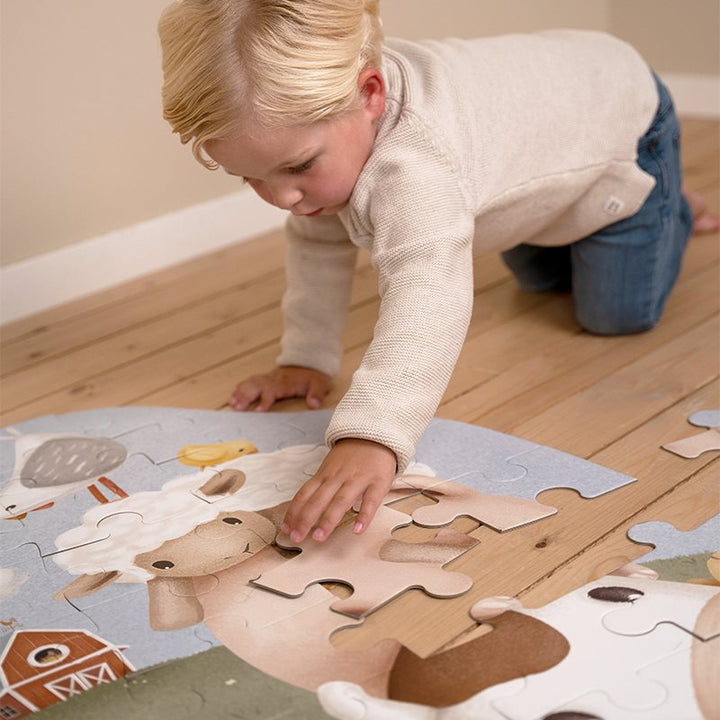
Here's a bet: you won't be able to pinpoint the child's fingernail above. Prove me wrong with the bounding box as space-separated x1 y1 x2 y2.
353 521 364 534
312 528 325 541
308 397 320 409
290 531 303 543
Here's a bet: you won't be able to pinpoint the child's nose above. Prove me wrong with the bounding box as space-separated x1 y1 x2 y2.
271 183 303 211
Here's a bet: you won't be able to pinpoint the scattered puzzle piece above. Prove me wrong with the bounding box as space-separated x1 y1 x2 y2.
254 505 475 618
662 429 720 458
688 410 720 428
662 408 720 458
397 474 556 530
628 515 720 562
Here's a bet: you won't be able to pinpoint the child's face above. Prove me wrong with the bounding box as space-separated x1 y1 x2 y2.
205 70 385 217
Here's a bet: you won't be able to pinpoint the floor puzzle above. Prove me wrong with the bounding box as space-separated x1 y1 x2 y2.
0 406 716 719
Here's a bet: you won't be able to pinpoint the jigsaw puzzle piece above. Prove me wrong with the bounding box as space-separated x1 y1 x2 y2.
628 515 720 562
662 428 720 458
499 445 636 500
254 505 474 618
662 408 720 458
400 474 556 530
688 409 720 428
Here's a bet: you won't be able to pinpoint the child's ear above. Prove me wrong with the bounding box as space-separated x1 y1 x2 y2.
358 68 386 121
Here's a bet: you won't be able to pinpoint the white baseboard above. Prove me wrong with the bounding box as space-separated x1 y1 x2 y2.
1 73 717 325
661 72 720 118
0 191 285 325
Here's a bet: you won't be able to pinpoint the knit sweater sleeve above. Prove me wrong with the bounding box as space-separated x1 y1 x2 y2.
326 124 475 471
277 214 358 377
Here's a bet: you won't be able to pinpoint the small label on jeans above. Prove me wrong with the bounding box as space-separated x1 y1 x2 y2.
604 196 625 215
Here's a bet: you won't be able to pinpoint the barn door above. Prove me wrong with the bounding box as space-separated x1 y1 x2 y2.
45 662 117 700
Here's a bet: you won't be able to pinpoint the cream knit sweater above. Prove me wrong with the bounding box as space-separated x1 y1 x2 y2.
277 30 659 471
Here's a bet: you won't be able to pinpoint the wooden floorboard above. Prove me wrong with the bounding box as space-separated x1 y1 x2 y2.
1 117 718 656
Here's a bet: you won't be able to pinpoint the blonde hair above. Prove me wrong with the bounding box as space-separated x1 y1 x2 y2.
158 0 384 168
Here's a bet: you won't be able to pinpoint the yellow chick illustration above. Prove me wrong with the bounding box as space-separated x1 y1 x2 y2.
177 440 258 469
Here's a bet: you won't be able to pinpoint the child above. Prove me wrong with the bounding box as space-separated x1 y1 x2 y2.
158 0 716 545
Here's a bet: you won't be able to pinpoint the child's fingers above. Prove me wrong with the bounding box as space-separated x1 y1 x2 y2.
282 477 332 543
352 485 387 535
310 482 365 542
230 380 262 410
305 374 330 409
255 387 278 412
284 472 361 543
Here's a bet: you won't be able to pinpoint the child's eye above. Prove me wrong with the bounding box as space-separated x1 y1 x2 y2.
288 159 313 175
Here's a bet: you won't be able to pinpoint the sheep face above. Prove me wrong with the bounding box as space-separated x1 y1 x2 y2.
135 510 277 578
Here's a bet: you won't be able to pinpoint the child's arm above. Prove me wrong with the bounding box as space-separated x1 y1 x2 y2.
230 214 357 411
294 144 476 541
281 437 397 543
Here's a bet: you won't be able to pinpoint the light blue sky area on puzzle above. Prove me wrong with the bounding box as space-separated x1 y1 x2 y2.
0 405 670 677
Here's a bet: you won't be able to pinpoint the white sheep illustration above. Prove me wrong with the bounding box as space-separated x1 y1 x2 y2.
52 444 332 622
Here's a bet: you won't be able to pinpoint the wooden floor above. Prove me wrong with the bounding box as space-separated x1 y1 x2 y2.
1 118 718 657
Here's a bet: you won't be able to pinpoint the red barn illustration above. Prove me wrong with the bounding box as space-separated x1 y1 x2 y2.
0 629 134 716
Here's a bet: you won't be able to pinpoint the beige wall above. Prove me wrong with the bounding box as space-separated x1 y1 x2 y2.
608 0 720 75
1 0 239 266
2 1 718 267
380 0 608 38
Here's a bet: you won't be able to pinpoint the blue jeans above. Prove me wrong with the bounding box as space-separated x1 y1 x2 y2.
501 75 693 335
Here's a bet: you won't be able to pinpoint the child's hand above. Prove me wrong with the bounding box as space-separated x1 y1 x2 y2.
230 366 331 411
282 438 397 543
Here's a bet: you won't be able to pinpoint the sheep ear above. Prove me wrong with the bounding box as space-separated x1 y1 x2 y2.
147 577 204 630
199 469 246 497
54 571 120 600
